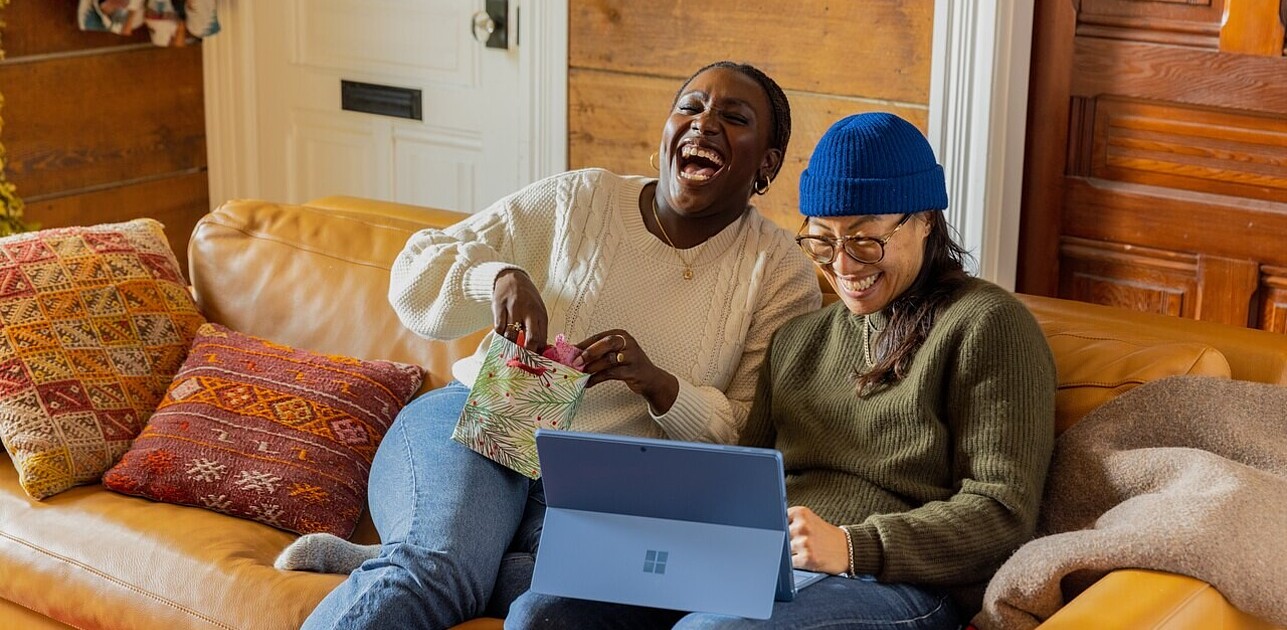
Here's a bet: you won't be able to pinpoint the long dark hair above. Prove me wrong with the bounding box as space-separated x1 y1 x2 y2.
674 61 792 182
854 211 972 395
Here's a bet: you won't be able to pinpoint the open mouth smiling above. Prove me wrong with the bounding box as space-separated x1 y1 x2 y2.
677 143 726 182
839 273 880 294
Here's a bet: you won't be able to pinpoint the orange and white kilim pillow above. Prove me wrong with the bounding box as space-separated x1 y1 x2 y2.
0 219 205 499
103 323 425 536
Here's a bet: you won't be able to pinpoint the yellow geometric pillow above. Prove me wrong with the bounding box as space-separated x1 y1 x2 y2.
0 219 205 499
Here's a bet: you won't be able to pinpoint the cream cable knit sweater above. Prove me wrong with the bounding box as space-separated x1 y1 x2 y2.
389 169 821 443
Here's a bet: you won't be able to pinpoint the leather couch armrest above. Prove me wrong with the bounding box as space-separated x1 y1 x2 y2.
1039 570 1278 629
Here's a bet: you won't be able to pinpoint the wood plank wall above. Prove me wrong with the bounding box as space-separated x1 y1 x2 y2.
0 0 207 277
568 1 934 231
1019 0 1287 333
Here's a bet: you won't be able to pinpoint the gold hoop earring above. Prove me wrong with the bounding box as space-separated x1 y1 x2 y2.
754 175 771 195
649 152 660 172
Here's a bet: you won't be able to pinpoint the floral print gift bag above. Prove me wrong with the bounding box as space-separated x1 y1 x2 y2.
452 334 589 478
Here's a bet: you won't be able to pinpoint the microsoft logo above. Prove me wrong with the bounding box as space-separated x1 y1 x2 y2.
643 550 669 574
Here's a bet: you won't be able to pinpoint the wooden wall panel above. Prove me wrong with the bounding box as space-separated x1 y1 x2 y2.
1063 178 1287 265
569 68 928 229
1021 0 1287 333
1072 38 1287 115
1261 266 1287 333
1017 0 1079 297
2 0 151 58
0 5 207 278
568 0 934 233
0 47 206 197
570 1 933 104
1194 255 1258 326
1219 0 1286 55
1090 98 1287 202
1058 237 1198 318
24 173 209 277
1077 0 1223 48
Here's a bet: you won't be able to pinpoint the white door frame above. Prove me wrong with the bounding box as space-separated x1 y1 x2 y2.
203 0 570 209
203 0 261 205
928 0 1035 290
208 0 1029 286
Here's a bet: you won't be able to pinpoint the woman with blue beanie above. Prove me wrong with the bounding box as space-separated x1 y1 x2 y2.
728 112 1057 627
506 113 1056 629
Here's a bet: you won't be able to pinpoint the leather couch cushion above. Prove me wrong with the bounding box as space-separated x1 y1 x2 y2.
0 454 344 629
1041 327 1230 434
188 200 485 395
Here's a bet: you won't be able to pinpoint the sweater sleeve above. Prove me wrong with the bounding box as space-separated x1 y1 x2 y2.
387 177 564 341
847 295 1057 585
651 238 822 444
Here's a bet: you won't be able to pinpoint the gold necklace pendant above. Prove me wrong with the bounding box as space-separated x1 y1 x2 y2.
861 317 877 369
651 194 695 280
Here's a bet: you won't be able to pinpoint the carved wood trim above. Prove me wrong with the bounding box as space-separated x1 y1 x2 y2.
1087 97 1287 203
1063 177 1287 266
1059 236 1198 317
1076 16 1218 49
1259 265 1287 333
1072 38 1287 115
1077 0 1223 49
1195 255 1259 325
1219 0 1286 56
1067 97 1097 178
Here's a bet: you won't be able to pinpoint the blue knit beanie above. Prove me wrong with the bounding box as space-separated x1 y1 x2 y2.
799 112 948 217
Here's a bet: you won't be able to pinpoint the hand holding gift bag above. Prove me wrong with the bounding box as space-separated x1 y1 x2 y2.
452 333 589 478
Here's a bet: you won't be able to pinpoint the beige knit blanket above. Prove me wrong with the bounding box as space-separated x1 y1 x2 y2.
974 375 1287 629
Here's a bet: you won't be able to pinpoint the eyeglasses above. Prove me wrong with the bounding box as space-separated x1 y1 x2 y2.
794 214 913 265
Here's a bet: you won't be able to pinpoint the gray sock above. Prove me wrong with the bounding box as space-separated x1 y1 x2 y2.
274 533 381 574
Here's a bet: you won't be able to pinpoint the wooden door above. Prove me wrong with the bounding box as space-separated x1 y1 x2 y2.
1017 0 1287 333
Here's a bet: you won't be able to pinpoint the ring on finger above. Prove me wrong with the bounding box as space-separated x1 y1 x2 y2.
507 322 525 333
615 351 626 365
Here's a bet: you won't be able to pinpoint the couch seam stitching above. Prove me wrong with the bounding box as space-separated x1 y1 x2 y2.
1150 580 1212 628
211 204 424 233
194 220 400 271
0 530 233 629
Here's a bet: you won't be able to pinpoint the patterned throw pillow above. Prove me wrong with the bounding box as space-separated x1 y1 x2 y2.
102 323 425 537
0 219 205 499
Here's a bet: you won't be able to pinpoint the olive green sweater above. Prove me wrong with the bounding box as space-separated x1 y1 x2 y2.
740 278 1056 613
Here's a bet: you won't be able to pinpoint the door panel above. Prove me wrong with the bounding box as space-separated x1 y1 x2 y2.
249 0 521 213
1019 0 1287 334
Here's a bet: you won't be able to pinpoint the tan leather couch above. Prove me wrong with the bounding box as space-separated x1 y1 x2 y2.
2 197 1284 630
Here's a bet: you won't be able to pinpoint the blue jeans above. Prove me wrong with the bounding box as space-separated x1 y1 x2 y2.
303 382 546 629
505 575 959 630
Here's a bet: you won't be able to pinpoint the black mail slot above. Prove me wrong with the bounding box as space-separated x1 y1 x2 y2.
341 80 423 121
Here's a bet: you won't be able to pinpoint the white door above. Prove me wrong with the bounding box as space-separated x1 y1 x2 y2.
205 0 566 214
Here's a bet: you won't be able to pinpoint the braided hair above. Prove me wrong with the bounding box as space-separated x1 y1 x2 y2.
674 61 792 181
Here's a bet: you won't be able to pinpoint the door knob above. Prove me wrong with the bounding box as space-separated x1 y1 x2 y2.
471 11 496 43
470 0 508 50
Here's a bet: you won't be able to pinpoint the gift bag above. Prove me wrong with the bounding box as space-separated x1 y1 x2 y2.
452 334 589 478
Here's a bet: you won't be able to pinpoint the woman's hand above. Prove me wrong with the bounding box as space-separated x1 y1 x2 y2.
577 329 680 414
493 268 548 352
787 506 851 575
